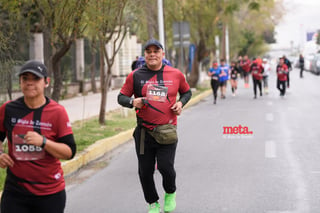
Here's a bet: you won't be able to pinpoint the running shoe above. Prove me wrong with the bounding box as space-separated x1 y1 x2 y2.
164 192 176 212
149 202 161 213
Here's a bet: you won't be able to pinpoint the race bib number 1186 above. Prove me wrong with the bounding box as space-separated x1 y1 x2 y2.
146 84 168 102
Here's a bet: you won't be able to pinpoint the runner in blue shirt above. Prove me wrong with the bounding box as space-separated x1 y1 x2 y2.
208 62 222 104
219 59 230 99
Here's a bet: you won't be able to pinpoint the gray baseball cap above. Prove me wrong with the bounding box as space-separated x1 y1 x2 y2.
144 39 163 50
18 60 48 78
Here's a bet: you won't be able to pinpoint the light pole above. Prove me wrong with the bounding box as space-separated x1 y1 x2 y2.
158 0 165 50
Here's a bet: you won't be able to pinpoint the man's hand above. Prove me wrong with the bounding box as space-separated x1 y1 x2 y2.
171 101 183 115
132 97 146 109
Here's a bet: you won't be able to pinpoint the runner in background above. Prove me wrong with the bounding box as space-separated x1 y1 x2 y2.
262 58 271 94
276 57 289 97
282 55 292 88
237 56 244 78
218 59 229 99
208 62 221 104
299 54 304 78
230 61 239 97
250 59 264 99
240 55 251 88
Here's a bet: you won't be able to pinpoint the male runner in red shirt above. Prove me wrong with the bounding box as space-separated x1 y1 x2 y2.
276 57 289 96
118 39 191 213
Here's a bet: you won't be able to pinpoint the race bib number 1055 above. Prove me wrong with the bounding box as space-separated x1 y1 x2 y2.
12 132 45 161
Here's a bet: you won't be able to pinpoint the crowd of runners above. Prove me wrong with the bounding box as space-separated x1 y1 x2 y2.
207 55 294 104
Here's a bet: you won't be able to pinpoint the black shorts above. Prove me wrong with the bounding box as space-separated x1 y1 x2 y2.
219 81 227 87
243 72 250 77
1 189 66 213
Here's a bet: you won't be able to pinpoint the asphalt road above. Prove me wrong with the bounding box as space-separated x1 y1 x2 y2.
65 67 320 213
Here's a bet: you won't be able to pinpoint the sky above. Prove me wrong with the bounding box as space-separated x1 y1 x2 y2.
274 0 320 49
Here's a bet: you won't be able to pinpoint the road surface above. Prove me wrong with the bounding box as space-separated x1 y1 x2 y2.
65 66 320 213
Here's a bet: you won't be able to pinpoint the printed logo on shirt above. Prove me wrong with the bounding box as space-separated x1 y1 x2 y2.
11 118 53 130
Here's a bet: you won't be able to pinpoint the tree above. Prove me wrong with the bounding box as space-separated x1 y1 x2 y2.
159 0 282 88
31 0 88 101
85 0 137 125
0 1 29 101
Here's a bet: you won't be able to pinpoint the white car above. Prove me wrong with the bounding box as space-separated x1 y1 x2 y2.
304 54 315 71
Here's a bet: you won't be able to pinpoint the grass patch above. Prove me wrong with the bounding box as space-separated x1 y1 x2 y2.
72 108 136 153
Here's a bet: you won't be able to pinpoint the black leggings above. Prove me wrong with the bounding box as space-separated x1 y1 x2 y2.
1 189 66 213
277 79 286 95
300 65 304 77
133 126 177 204
210 79 219 101
253 78 262 96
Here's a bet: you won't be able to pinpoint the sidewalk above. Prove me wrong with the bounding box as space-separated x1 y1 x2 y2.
59 89 121 123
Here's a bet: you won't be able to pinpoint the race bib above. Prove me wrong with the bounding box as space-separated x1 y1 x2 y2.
253 71 258 74
212 76 218 80
146 84 168 102
12 132 45 161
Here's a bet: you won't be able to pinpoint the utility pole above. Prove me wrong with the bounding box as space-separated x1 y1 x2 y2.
158 0 165 50
225 25 230 65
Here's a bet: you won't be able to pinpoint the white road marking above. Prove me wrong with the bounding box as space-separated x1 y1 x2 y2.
266 113 274 122
265 140 277 158
282 141 310 213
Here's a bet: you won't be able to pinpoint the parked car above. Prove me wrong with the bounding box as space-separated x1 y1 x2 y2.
304 54 315 71
310 53 320 75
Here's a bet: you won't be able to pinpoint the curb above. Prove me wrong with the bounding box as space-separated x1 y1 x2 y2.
62 89 211 176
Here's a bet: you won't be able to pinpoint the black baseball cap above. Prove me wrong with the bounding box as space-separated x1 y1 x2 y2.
18 60 48 78
144 39 163 50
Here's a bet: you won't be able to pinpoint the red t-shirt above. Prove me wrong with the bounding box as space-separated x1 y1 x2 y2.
251 63 264 80
120 65 190 130
0 97 73 195
276 64 288 81
240 59 251 73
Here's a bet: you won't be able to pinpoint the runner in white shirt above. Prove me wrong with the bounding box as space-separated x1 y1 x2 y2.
262 58 271 94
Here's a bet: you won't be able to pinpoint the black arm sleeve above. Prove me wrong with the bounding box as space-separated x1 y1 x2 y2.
179 89 192 107
117 93 134 108
0 131 6 142
58 134 76 159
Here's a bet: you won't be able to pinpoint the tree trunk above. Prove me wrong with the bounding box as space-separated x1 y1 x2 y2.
50 42 73 102
188 52 199 88
76 38 85 93
90 39 97 93
187 38 207 88
51 59 63 102
6 70 12 100
98 41 106 125
43 29 52 97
